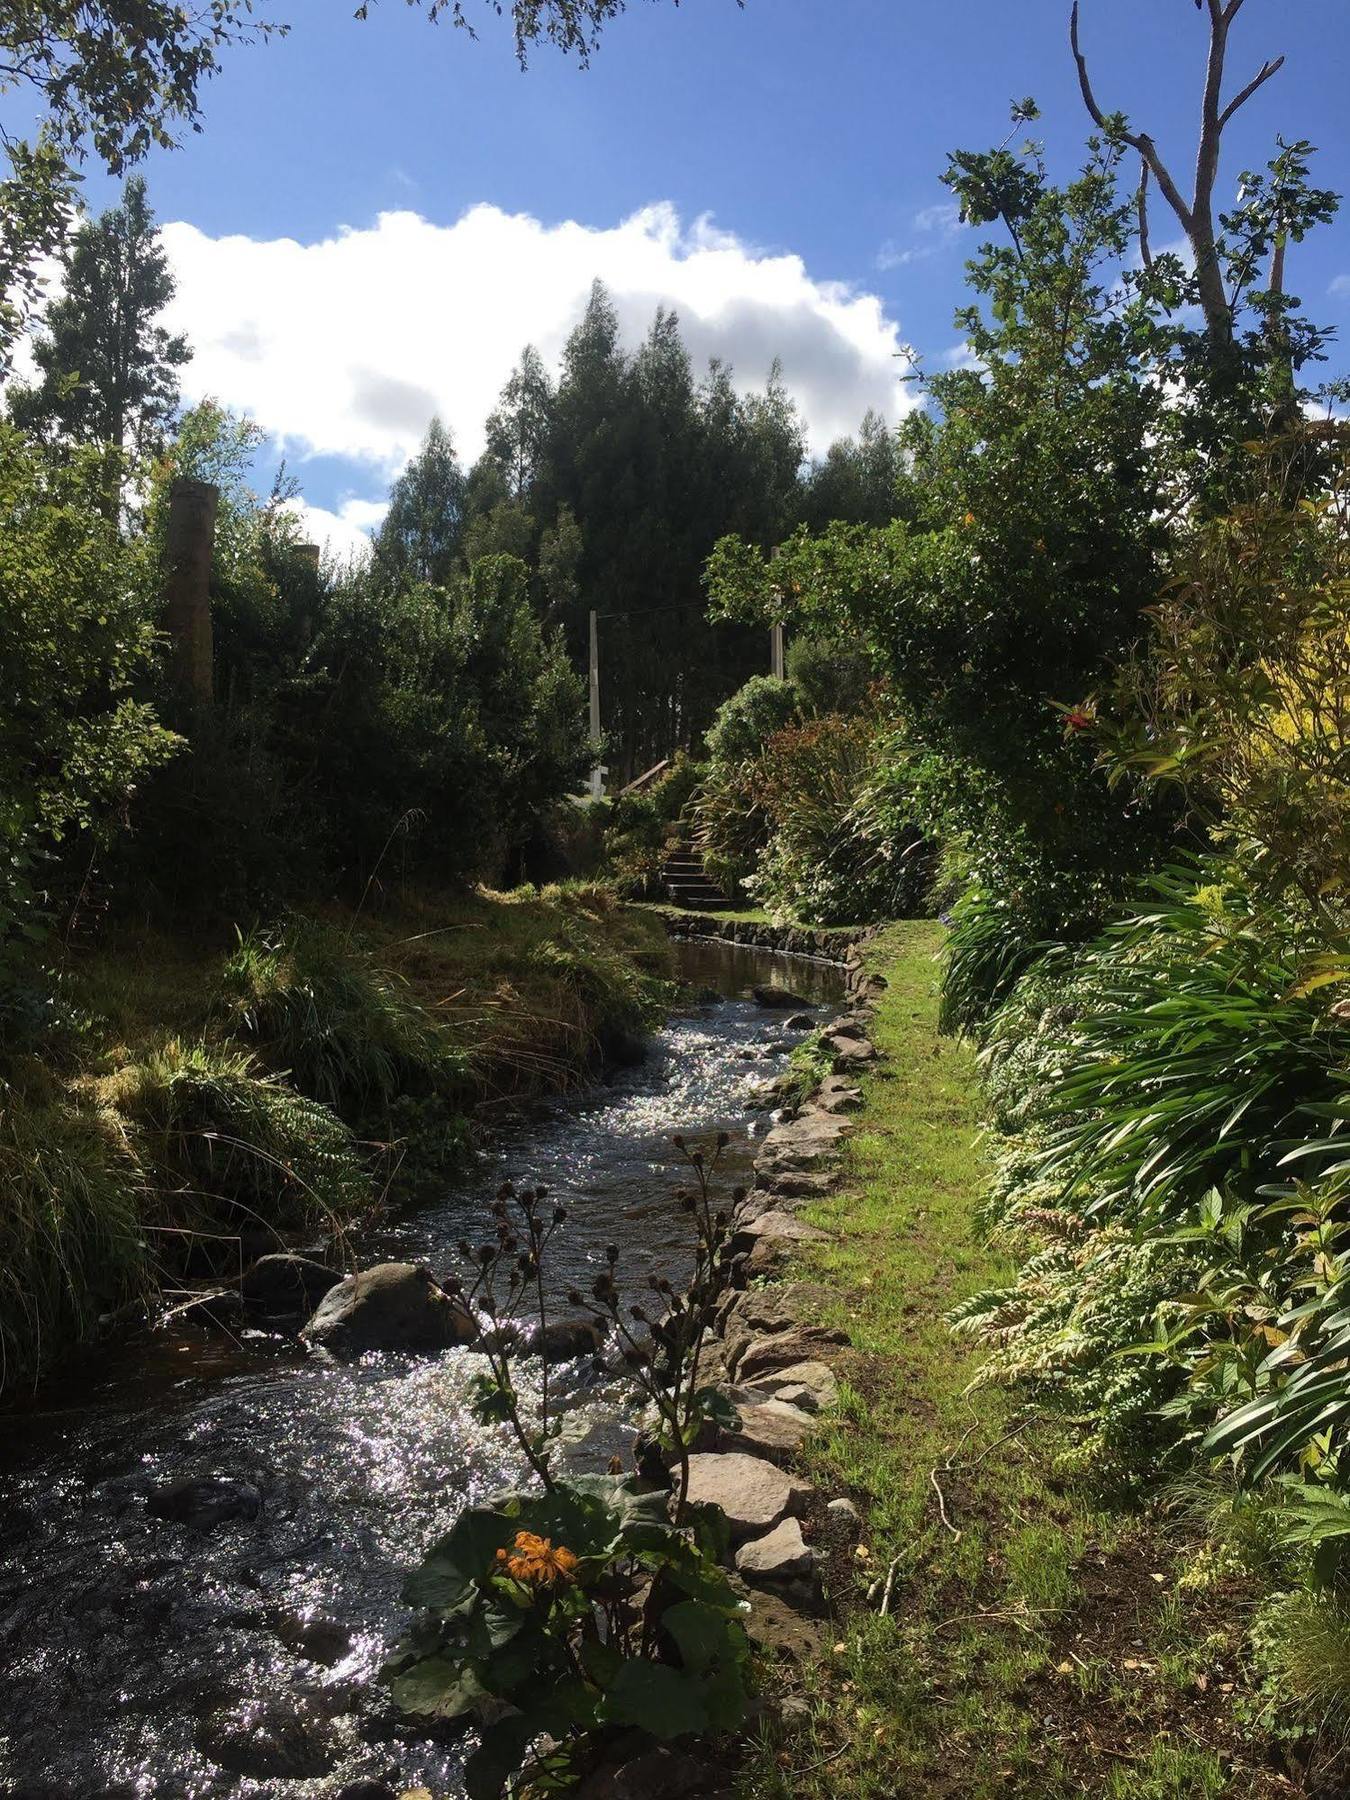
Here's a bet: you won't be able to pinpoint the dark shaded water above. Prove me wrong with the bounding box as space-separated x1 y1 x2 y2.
0 939 843 1800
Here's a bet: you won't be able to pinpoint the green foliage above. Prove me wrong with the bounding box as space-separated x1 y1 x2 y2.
0 420 177 957
0 1076 145 1392
526 928 669 1047
218 918 472 1121
1096 435 1350 906
386 1476 748 1795
959 858 1350 1507
1031 864 1350 1227
938 884 1051 1038
785 632 874 717
1249 1588 1350 1737
741 716 930 926
126 402 591 906
466 284 811 777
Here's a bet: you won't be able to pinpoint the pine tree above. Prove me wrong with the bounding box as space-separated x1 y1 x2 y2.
373 415 467 587
9 177 189 460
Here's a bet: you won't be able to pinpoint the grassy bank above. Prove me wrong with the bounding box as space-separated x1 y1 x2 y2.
1 884 670 1398
741 922 1291 1800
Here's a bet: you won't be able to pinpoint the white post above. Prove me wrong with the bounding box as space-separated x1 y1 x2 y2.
588 608 605 801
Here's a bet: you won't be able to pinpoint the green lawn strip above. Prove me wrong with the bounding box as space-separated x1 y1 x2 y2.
736 922 1277 1800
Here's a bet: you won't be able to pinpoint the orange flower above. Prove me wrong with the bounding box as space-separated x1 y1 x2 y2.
494 1530 580 1587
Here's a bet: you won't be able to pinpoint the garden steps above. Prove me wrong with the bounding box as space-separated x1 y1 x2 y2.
660 839 733 911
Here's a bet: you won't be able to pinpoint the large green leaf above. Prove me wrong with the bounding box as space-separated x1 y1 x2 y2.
600 1658 710 1739
388 1652 488 1721
402 1507 519 1612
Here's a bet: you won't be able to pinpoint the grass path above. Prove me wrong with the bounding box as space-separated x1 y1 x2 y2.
738 922 1282 1800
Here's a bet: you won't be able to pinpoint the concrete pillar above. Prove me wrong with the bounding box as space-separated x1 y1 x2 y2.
296 542 322 568
163 477 219 704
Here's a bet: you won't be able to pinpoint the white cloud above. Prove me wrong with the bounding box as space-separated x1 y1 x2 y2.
877 201 964 271
160 202 917 485
284 496 384 562
1331 274 1350 298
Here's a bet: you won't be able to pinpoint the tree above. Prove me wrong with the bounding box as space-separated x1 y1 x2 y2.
0 420 177 954
9 177 189 463
799 410 900 533
366 0 706 63
0 0 276 371
1069 0 1335 360
373 416 468 587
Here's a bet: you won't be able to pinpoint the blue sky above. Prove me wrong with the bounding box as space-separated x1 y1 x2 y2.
74 0 1350 549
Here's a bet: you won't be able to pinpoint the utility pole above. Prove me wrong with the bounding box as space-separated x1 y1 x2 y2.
770 621 785 681
588 608 606 801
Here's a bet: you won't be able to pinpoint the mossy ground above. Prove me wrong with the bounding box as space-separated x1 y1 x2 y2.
737 922 1293 1800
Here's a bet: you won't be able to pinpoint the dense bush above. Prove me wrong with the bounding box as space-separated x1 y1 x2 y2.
702 673 800 767
742 716 930 925
959 857 1350 1487
126 405 592 911
694 703 930 925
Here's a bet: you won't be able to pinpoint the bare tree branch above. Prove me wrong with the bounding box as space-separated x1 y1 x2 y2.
1138 156 1153 268
1219 55 1285 129
1070 2 1194 231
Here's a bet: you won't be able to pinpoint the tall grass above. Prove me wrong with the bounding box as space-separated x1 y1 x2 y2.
0 1078 146 1393
106 1039 371 1254
218 918 472 1119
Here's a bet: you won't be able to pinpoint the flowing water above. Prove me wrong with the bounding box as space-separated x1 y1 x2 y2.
0 939 844 1800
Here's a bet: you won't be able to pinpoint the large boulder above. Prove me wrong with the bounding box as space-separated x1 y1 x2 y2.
146 1475 262 1532
716 1397 814 1465
241 1252 343 1313
684 1452 811 1543
735 1516 814 1583
751 985 810 1010
301 1262 478 1357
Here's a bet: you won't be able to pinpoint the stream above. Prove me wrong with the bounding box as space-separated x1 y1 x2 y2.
0 938 845 1800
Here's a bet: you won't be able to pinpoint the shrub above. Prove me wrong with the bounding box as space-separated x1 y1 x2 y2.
703 673 799 767
1033 863 1350 1227
696 713 931 926
744 716 929 925
785 632 874 716
1098 434 1350 905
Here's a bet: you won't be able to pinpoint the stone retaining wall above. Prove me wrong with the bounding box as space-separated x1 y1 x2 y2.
658 911 872 965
